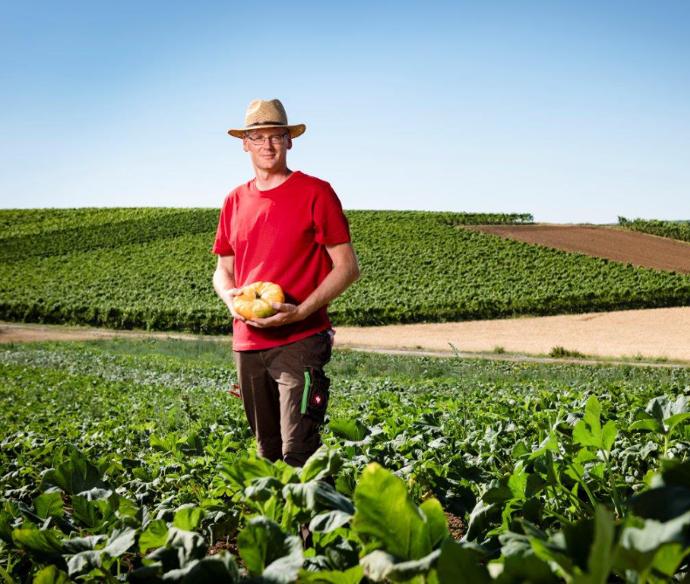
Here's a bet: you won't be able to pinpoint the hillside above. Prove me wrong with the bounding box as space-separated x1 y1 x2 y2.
618 217 690 243
465 224 690 273
1 209 690 332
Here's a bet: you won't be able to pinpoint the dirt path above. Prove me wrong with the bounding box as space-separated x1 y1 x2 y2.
2 306 689 365
466 224 690 273
0 323 220 345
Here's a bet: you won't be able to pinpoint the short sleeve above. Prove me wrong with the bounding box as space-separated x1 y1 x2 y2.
212 194 235 255
312 184 351 246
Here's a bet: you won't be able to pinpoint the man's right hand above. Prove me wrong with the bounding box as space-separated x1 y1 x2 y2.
223 288 246 322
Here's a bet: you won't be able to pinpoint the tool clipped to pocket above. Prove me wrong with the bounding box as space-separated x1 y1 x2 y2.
300 366 330 422
228 383 241 399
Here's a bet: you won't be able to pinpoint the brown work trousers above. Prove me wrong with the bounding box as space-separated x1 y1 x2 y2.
234 330 332 467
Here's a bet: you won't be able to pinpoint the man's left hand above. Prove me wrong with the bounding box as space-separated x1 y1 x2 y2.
246 302 304 328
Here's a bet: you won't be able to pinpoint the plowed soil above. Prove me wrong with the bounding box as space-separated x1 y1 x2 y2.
465 225 690 273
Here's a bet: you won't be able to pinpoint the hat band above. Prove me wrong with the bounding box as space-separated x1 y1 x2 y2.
247 121 286 127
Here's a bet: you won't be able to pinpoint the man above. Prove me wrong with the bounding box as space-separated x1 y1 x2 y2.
212 98 360 467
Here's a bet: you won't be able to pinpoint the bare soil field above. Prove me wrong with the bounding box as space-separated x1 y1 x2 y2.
465 224 690 273
3 306 690 364
333 306 690 363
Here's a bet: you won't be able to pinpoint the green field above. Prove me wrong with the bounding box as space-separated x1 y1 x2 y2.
619 216 690 243
2 339 690 581
2 208 690 332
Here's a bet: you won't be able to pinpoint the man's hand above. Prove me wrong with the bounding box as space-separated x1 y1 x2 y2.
222 288 246 322
245 243 359 328
246 302 303 328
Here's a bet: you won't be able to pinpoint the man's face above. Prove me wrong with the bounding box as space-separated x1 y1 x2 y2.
243 127 292 172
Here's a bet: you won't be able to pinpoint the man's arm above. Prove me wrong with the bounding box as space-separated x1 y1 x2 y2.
212 255 246 321
247 242 360 328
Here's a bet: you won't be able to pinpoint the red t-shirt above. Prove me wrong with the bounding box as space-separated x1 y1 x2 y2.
212 171 351 351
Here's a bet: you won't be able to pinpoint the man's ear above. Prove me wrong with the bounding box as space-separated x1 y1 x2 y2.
242 138 249 152
286 136 293 150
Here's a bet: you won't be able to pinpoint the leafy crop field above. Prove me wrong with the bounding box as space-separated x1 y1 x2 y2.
619 217 690 244
2 209 690 332
2 339 690 581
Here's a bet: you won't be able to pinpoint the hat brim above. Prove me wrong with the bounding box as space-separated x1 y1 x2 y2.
228 123 306 139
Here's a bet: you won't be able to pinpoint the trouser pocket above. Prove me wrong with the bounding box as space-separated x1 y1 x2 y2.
300 366 330 424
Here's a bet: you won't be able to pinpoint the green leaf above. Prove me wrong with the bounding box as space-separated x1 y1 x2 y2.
507 461 528 500
585 506 615 584
155 552 240 583
601 421 618 453
665 412 690 436
359 550 397 582
619 509 690 554
139 519 170 553
300 446 343 483
649 543 688 577
629 418 661 433
0 510 13 544
173 505 204 532
558 518 593 573
177 430 204 455
360 548 441 582
283 480 355 515
237 516 302 577
116 496 139 519
62 534 106 554
103 527 137 557
497 530 560 583
419 498 449 549
262 534 303 583
41 449 106 495
614 510 690 576
498 548 559 583
34 492 64 519
511 441 530 459
436 539 490 584
352 463 436 560
309 510 353 533
583 395 602 435
72 494 115 529
244 476 284 502
12 525 63 555
464 500 499 543
630 485 690 521
646 395 678 428
659 458 690 488
66 550 103 577
299 565 364 584
573 395 605 449
573 423 597 449
32 565 71 584
643 395 690 434
529 432 558 460
151 527 207 568
71 496 98 529
329 417 370 442
222 455 295 493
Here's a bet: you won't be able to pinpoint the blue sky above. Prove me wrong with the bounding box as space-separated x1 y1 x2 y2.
1 1 689 222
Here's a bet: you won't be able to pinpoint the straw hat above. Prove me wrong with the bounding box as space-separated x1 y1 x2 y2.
228 99 306 139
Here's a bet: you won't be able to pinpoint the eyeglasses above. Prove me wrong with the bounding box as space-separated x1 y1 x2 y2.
245 133 288 146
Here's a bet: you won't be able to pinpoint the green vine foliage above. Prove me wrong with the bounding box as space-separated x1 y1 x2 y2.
2 209 689 333
619 216 690 243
